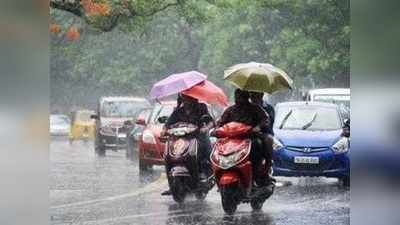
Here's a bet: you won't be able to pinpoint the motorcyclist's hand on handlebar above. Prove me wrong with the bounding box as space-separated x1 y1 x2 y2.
160 127 167 137
252 126 261 133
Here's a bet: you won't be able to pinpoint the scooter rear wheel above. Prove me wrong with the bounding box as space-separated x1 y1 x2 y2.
220 186 238 215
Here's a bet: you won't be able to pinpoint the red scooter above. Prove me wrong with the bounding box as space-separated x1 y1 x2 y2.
210 122 274 214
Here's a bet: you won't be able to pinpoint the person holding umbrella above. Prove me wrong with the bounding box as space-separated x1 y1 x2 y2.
163 93 215 176
222 62 293 186
150 71 228 195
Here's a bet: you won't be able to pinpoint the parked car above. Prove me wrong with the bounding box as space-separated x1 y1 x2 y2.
69 110 96 144
304 88 350 119
272 101 350 186
50 114 70 136
91 96 150 156
137 102 222 172
126 107 153 160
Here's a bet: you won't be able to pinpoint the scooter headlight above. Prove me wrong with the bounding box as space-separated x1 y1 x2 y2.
218 150 247 169
272 136 284 151
332 137 349 154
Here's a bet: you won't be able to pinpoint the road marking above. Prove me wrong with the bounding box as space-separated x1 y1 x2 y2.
50 173 167 210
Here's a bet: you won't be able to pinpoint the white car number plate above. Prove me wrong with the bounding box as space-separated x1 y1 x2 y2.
294 156 319 164
118 133 127 138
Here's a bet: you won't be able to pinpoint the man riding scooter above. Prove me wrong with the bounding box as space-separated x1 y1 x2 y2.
161 93 214 195
217 89 272 187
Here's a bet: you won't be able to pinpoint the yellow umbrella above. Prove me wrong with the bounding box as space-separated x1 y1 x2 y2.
224 62 293 94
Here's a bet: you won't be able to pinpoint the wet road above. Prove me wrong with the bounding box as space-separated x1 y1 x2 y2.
50 140 349 225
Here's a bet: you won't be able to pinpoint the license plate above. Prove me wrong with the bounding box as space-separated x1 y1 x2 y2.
294 156 319 164
118 133 126 138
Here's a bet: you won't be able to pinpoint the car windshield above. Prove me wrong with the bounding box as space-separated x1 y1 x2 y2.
50 115 69 125
101 100 148 117
275 105 341 131
150 105 175 124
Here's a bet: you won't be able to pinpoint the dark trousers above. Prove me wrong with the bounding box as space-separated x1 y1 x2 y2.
197 133 212 174
249 134 273 183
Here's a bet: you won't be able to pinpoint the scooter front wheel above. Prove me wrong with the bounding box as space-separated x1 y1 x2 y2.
220 185 238 215
250 199 264 211
195 191 207 201
171 177 187 204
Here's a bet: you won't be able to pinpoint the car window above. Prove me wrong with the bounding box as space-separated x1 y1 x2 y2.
101 100 149 117
274 105 341 131
313 94 350 108
76 111 93 122
50 115 70 125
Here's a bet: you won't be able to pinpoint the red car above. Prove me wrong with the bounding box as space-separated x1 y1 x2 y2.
136 101 176 171
136 101 223 172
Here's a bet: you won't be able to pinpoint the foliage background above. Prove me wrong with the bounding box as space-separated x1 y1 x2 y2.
50 0 349 112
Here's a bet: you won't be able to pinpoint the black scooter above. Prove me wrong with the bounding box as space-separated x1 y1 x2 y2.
161 122 214 203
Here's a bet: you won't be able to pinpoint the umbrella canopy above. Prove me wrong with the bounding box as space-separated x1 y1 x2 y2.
224 62 293 94
150 71 207 99
182 80 229 107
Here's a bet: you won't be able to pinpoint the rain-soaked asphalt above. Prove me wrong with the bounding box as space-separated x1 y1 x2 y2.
50 139 349 225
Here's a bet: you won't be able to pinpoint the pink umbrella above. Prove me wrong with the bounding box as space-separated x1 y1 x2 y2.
182 80 228 107
150 71 207 99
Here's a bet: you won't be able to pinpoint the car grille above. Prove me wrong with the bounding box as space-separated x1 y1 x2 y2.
286 146 330 153
274 146 334 171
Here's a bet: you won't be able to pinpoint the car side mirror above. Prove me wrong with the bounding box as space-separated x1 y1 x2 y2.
158 116 168 124
135 117 146 126
90 114 99 120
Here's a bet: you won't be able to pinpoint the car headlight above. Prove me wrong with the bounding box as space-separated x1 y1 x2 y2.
142 130 157 144
272 136 284 151
332 137 349 154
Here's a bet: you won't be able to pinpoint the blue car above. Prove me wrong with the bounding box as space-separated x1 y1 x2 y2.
272 101 350 186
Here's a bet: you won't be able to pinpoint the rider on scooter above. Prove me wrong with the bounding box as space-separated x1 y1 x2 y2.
162 93 215 179
217 89 270 186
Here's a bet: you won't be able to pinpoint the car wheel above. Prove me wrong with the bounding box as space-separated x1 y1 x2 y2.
95 143 106 157
340 176 350 187
126 137 135 160
139 158 152 172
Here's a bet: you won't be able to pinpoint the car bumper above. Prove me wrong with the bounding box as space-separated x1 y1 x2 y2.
140 142 165 165
273 147 350 178
100 134 127 149
273 166 349 178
